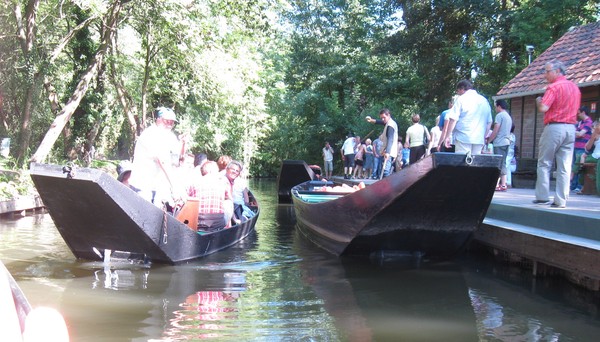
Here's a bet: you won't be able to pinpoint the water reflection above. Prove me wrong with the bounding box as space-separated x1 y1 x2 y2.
294 227 480 342
166 287 242 338
464 258 600 342
1 179 600 341
92 266 150 290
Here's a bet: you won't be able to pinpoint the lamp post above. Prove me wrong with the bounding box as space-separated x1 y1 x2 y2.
526 45 534 65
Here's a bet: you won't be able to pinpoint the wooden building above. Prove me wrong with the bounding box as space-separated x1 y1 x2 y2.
495 22 600 166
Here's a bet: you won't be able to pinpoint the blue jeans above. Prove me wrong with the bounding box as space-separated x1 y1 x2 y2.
371 156 382 178
382 157 395 178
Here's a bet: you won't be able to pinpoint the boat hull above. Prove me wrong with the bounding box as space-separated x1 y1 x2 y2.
30 163 259 264
292 153 502 259
1 260 31 337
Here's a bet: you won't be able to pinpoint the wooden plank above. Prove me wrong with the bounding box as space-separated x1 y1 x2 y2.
0 196 44 215
475 222 600 280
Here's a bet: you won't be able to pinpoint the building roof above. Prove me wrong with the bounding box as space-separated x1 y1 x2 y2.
496 22 600 99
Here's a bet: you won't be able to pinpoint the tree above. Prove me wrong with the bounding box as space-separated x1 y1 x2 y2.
13 0 42 164
30 0 124 163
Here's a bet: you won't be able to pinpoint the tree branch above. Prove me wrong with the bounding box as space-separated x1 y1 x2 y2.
49 15 99 64
30 0 124 163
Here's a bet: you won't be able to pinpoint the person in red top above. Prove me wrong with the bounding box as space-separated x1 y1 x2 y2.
533 59 581 208
189 161 231 231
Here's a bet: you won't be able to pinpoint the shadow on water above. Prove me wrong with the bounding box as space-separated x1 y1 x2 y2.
2 178 600 341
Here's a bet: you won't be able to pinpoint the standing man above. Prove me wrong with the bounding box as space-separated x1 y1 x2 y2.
322 141 335 179
129 107 186 206
370 137 383 179
438 80 492 154
365 108 399 178
533 59 581 208
486 99 513 191
341 133 356 179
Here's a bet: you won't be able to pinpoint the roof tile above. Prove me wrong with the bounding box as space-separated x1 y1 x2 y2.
497 22 600 97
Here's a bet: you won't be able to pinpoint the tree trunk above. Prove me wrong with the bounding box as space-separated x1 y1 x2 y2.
30 0 123 163
108 32 139 139
13 0 40 164
141 31 153 129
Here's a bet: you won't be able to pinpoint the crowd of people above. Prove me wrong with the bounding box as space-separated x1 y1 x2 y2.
123 59 595 216
120 107 255 232
320 59 597 208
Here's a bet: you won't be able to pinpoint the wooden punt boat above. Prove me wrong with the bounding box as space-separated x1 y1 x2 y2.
29 163 259 264
291 152 502 259
276 160 320 203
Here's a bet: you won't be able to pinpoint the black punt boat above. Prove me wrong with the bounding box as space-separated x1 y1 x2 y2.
276 160 320 203
291 152 502 259
29 163 259 264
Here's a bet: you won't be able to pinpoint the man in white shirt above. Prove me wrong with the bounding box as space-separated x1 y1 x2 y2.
129 107 185 206
341 134 356 179
438 80 492 154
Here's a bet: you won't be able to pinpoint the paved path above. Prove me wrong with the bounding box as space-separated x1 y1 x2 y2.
491 187 599 219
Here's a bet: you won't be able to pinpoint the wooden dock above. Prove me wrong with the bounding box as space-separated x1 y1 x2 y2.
0 196 44 217
476 188 600 290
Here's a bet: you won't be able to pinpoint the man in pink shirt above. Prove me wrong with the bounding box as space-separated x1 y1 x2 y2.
533 59 581 208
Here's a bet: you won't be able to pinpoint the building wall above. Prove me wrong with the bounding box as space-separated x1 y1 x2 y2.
581 86 599 121
508 85 599 168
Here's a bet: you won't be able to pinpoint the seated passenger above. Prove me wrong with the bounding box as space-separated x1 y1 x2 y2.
190 161 230 232
217 155 232 174
224 160 251 222
192 153 208 184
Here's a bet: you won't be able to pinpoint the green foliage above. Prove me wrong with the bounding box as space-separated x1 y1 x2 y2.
0 158 37 201
1 0 598 178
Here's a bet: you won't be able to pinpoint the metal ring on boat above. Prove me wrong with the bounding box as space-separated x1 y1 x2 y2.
62 163 76 179
465 151 473 165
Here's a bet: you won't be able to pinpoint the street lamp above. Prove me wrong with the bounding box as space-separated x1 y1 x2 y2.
526 45 534 65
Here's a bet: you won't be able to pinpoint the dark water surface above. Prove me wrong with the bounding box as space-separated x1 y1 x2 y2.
2 179 600 341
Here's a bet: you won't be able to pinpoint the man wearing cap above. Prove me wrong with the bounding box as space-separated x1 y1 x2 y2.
129 107 185 206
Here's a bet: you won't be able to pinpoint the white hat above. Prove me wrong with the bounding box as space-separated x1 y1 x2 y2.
156 107 177 121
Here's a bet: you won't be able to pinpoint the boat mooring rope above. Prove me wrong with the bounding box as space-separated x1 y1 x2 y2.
162 210 168 244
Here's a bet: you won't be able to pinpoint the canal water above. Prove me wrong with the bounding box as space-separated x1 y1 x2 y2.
2 179 600 341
